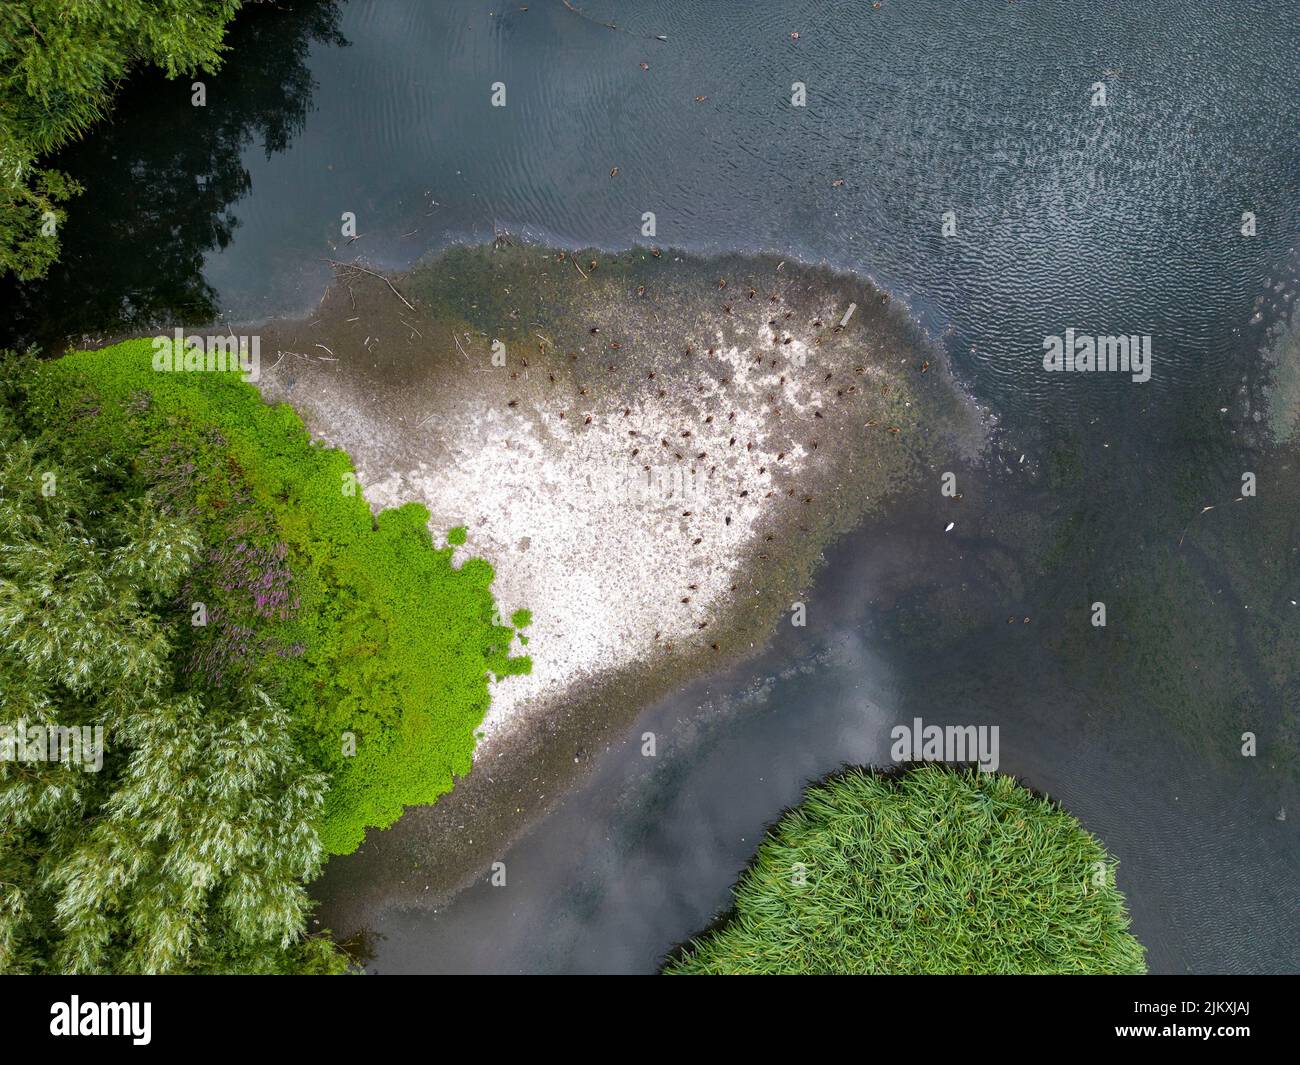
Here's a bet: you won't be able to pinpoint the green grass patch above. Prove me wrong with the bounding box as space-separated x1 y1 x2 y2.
665 765 1146 974
19 339 530 854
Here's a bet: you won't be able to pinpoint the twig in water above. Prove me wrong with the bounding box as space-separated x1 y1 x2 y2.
321 257 416 312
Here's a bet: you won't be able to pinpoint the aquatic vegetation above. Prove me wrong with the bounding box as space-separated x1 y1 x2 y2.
14 340 530 854
665 765 1146 975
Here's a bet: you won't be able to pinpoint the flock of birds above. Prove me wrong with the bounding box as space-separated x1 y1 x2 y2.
489 261 930 655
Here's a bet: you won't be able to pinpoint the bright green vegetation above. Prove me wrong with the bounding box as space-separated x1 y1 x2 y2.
666 765 1146 975
0 337 529 972
6 340 529 862
1 1 248 279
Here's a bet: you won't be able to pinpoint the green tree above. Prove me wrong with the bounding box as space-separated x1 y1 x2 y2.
0 0 243 278
47 689 330 974
20 340 531 856
1 0 348 352
0 399 345 973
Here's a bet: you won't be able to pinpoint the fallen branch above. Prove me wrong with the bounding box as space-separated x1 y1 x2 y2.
321 257 417 312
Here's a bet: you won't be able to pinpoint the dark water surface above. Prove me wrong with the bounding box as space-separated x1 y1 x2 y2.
4 0 1296 973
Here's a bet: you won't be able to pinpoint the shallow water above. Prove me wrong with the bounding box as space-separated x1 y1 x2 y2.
4 0 1296 973
353 440 1298 974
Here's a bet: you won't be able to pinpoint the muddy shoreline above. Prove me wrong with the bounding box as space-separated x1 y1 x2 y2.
242 243 987 935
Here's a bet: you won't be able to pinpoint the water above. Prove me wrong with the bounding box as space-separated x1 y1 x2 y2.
4 0 1296 973
358 462 1297 975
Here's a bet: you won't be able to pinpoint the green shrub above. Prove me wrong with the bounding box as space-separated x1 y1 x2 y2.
18 340 529 853
666 765 1147 974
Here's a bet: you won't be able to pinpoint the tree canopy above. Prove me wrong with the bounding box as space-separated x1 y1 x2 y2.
0 0 244 279
0 391 344 973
